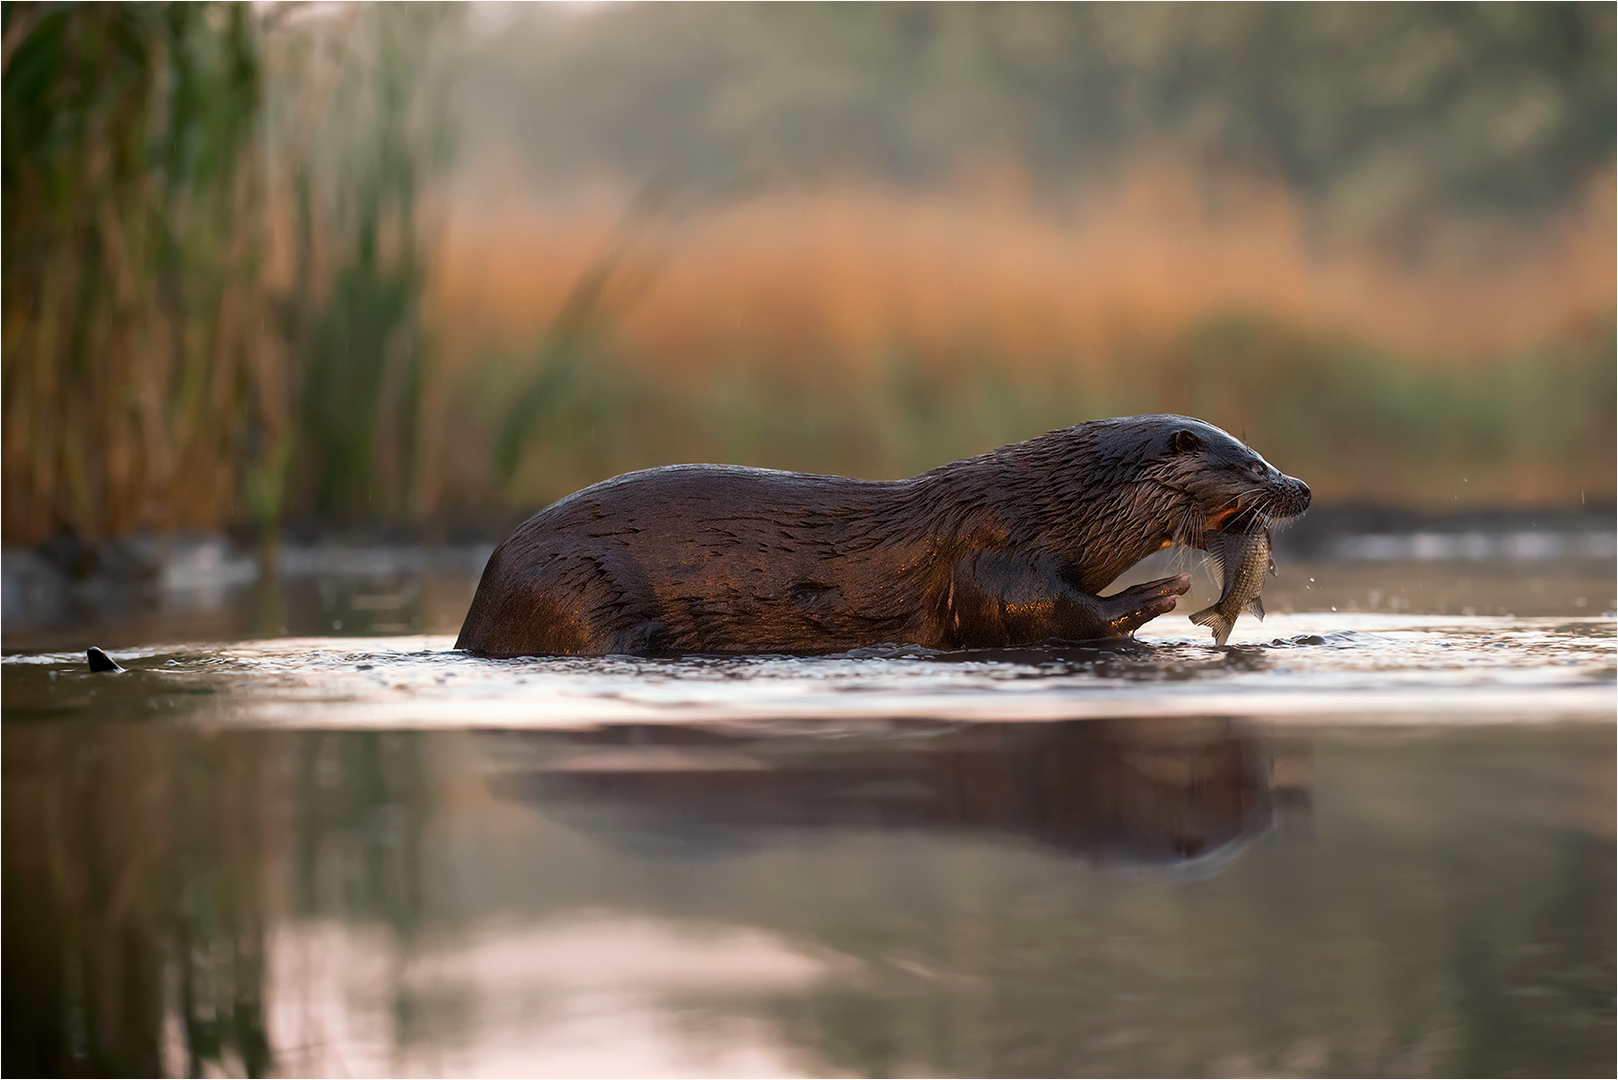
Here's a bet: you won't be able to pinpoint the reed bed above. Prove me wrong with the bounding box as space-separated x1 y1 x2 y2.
4 5 1610 545
1 5 270 546
2 4 441 547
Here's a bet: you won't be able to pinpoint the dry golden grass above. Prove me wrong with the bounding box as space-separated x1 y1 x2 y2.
428 157 1615 373
414 158 1614 513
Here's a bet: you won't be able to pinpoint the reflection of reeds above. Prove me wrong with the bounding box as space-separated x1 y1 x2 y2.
1 713 439 1075
421 162 1616 512
2 725 275 1075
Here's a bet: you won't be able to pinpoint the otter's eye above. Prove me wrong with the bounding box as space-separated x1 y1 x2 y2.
1249 462 1266 478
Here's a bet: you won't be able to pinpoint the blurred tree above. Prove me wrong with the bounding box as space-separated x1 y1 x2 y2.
450 2 1615 226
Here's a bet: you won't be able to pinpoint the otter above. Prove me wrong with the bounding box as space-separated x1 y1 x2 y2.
455 415 1310 658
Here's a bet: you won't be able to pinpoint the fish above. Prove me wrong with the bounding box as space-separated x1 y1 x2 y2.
1189 527 1275 646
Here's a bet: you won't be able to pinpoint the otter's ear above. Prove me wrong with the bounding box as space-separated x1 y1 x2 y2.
1170 429 1202 454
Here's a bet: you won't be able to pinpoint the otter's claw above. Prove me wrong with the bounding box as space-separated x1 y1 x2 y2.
1103 574 1191 636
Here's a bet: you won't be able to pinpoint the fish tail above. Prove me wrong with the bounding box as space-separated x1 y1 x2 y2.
1189 604 1234 646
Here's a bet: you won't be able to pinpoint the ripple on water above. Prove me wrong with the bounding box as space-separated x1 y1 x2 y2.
3 614 1612 729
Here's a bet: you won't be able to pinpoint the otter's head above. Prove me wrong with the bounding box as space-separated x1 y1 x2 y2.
1134 416 1311 550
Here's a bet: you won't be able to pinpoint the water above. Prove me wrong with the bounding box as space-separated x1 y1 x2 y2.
3 547 1613 1077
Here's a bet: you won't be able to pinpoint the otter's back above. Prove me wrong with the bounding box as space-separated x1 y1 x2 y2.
455 465 927 656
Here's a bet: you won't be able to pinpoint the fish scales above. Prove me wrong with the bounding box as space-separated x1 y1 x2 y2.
1189 527 1274 646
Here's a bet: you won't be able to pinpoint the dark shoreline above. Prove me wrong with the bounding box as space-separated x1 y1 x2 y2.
1269 502 1616 559
5 503 1613 650
7 500 1610 581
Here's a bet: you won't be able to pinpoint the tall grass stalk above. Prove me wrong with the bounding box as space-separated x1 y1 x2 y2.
268 4 451 525
2 4 268 545
1 3 448 547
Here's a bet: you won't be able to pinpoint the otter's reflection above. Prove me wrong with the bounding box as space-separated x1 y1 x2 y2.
486 717 1310 870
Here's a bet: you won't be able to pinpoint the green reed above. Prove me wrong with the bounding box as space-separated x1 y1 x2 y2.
271 4 451 526
1 3 447 547
2 3 266 544
436 313 1615 518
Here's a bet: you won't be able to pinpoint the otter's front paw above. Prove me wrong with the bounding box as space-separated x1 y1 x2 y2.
1102 574 1191 636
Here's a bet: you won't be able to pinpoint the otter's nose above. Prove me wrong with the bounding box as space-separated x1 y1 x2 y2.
1295 480 1311 509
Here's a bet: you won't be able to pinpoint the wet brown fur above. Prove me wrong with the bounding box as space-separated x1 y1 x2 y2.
456 414 1310 657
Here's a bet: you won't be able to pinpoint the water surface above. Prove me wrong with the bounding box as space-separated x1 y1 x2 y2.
3 551 1613 1077
4 613 1613 729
